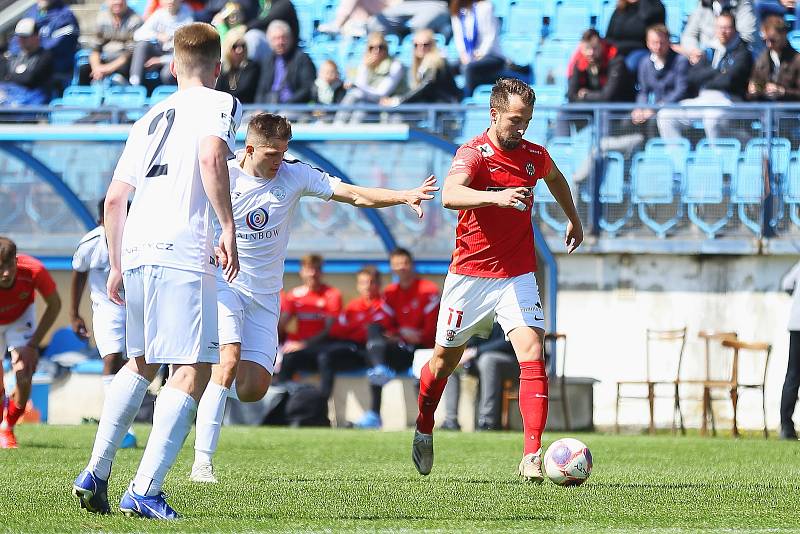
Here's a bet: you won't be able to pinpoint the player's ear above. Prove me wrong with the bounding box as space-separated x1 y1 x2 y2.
169 60 177 79
489 107 498 123
214 60 222 78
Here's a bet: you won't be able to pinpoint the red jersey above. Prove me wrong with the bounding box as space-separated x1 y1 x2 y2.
447 132 553 278
0 254 57 325
281 284 343 341
330 296 390 344
383 278 440 348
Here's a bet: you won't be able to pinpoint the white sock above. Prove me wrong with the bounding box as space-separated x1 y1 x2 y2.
194 380 229 465
87 367 150 480
132 387 197 497
104 373 135 436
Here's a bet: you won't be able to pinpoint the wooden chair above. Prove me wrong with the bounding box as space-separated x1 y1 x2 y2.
500 333 569 431
704 339 771 438
694 331 738 436
615 327 687 435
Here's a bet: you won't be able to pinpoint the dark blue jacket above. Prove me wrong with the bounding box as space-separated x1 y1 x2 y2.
10 1 79 82
636 50 689 105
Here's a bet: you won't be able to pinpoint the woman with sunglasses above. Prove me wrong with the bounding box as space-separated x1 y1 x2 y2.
216 25 261 103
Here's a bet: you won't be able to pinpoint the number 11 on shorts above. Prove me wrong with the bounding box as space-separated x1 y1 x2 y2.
447 308 463 328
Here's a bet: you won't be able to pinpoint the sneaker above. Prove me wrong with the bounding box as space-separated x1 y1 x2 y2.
119 484 179 519
190 461 218 483
780 426 799 440
352 410 382 429
412 430 434 475
518 451 544 484
0 425 17 449
366 364 396 387
120 431 137 449
72 470 111 514
440 419 461 431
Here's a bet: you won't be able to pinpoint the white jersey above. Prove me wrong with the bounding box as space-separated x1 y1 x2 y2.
222 151 341 295
72 226 115 307
114 86 242 275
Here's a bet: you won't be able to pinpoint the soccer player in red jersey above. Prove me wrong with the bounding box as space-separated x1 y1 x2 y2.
352 248 440 428
0 236 61 448
411 78 583 482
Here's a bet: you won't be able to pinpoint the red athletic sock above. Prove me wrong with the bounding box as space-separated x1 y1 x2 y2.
0 388 4 426
5 398 25 428
415 361 448 434
519 360 548 455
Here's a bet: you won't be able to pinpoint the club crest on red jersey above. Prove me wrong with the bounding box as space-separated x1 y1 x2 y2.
477 143 494 157
526 162 535 176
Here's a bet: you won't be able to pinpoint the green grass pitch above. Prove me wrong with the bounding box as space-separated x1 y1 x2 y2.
1 424 799 533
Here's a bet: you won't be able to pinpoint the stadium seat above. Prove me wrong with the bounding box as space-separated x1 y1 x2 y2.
732 158 766 235
534 53 569 87
456 97 487 143
532 84 566 105
470 84 494 103
695 137 741 177
790 30 800 52
744 137 791 178
149 85 177 105
631 153 682 237
683 155 729 238
104 85 148 122
597 151 631 236
534 142 576 232
50 85 104 124
551 4 593 40
502 36 535 67
505 3 544 39
644 137 690 180
662 0 686 36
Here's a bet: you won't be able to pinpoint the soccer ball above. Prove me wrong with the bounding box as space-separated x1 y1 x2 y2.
543 438 593 486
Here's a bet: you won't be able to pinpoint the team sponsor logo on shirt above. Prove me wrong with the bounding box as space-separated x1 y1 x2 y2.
446 329 456 342
245 208 269 231
270 186 287 201
477 144 494 157
526 162 535 176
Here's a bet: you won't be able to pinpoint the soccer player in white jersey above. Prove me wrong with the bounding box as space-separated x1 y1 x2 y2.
189 112 438 483
70 198 136 449
72 22 242 519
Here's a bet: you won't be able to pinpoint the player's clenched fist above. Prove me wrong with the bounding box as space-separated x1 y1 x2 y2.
404 175 439 218
493 187 531 211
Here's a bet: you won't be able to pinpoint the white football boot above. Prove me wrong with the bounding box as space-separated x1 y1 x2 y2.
518 450 544 484
190 461 218 483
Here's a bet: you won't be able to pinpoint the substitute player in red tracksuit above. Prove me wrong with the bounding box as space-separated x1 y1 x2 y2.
412 78 583 482
0 236 61 448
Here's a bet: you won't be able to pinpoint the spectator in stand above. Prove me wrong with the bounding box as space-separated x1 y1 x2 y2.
311 59 346 104
208 1 248 41
277 254 346 398
78 0 143 86
748 15 800 100
253 20 315 104
605 0 665 71
567 29 637 103
658 11 753 139
128 0 193 87
245 0 299 63
381 28 460 105
10 0 78 94
369 0 451 39
335 32 407 122
679 0 757 61
632 24 690 133
143 0 205 18
0 19 53 106
352 248 440 429
318 0 393 38
755 0 800 30
450 0 504 98
216 25 260 103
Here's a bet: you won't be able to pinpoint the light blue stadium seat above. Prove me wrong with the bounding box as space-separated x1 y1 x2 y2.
457 97 488 143
695 137 741 177
532 85 566 105
505 3 543 38
645 137 690 180
785 156 800 228
534 53 569 87
50 85 104 124
149 85 177 106
632 153 682 237
503 36 535 67
732 158 765 235
683 155 729 238
594 151 631 236
790 30 800 51
471 84 494 103
662 0 686 36
127 0 147 15
104 85 147 122
744 137 791 177
534 140 578 232
552 4 593 40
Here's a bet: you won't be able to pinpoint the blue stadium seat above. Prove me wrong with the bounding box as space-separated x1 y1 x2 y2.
552 4 593 40
683 156 729 238
644 137 690 180
50 85 104 124
532 84 566 105
127 0 147 15
662 0 686 36
632 153 682 237
471 84 494 103
505 3 544 38
744 137 791 178
595 151 631 236
457 97 488 142
695 137 741 176
785 156 800 228
534 140 577 232
534 53 569 87
503 36 535 67
732 158 766 235
149 85 177 105
104 85 147 122
790 30 800 51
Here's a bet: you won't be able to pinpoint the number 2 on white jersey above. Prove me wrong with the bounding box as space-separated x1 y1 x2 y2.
146 108 175 178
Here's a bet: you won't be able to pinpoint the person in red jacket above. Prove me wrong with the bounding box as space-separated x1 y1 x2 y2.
0 236 61 448
352 247 440 429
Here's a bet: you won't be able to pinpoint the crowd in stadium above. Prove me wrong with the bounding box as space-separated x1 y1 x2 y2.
4 0 800 112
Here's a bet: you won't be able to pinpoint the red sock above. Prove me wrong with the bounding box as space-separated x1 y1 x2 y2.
519 361 548 455
0 389 4 427
5 398 25 428
415 362 448 434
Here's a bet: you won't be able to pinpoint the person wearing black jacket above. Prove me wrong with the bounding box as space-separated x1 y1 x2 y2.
253 19 316 104
244 0 299 62
216 26 261 103
567 29 636 103
605 0 666 60
0 18 53 105
657 11 753 139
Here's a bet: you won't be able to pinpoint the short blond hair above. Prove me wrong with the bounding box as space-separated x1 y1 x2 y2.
173 23 221 77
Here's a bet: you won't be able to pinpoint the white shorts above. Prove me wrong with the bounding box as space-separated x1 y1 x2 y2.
124 265 219 365
435 272 545 347
92 300 126 357
0 305 35 355
217 282 279 375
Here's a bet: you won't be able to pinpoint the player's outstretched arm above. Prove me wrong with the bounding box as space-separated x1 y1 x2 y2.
199 136 239 282
331 175 438 218
104 180 134 304
542 163 583 253
442 171 531 210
